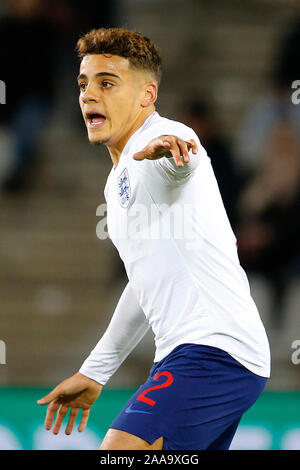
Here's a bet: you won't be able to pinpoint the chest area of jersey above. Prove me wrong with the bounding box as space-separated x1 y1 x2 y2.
106 166 154 243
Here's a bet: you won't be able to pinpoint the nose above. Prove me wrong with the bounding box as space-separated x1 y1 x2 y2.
82 82 100 104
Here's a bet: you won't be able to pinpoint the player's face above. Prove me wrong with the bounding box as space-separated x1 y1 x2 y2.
78 54 151 148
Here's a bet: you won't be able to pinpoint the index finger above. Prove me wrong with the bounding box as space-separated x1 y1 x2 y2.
44 399 60 430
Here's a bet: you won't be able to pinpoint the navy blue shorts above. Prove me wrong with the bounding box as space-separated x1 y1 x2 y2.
110 344 268 450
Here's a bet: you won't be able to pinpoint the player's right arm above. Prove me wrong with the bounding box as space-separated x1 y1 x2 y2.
79 282 150 385
37 282 149 434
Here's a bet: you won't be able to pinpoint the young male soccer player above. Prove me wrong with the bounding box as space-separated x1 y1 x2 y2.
37 28 271 450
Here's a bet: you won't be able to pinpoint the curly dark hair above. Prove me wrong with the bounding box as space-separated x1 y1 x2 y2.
77 27 162 84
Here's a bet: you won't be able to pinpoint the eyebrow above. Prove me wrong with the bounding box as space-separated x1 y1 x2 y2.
77 72 121 81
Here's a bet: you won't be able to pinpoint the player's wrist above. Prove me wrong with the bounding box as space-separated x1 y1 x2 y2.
76 371 104 389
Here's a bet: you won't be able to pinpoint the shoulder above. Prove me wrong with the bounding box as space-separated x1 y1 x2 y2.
130 113 207 185
140 113 199 143
134 112 207 161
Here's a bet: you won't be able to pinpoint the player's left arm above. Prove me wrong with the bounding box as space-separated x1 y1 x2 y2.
133 135 199 174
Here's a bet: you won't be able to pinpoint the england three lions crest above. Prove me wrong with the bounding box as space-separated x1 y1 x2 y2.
118 168 131 208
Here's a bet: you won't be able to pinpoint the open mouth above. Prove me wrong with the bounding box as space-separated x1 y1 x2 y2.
86 113 106 129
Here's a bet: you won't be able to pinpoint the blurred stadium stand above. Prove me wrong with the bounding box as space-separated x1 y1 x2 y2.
0 0 299 395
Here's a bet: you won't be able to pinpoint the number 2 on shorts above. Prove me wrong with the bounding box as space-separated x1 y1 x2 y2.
137 371 174 406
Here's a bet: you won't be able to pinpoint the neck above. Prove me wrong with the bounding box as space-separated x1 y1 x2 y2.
107 106 155 168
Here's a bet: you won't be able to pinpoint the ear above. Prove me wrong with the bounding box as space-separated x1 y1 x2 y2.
141 81 158 108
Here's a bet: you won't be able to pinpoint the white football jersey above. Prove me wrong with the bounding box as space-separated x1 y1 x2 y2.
103 111 271 378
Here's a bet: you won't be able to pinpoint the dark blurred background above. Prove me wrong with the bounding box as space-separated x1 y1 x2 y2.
0 0 300 450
